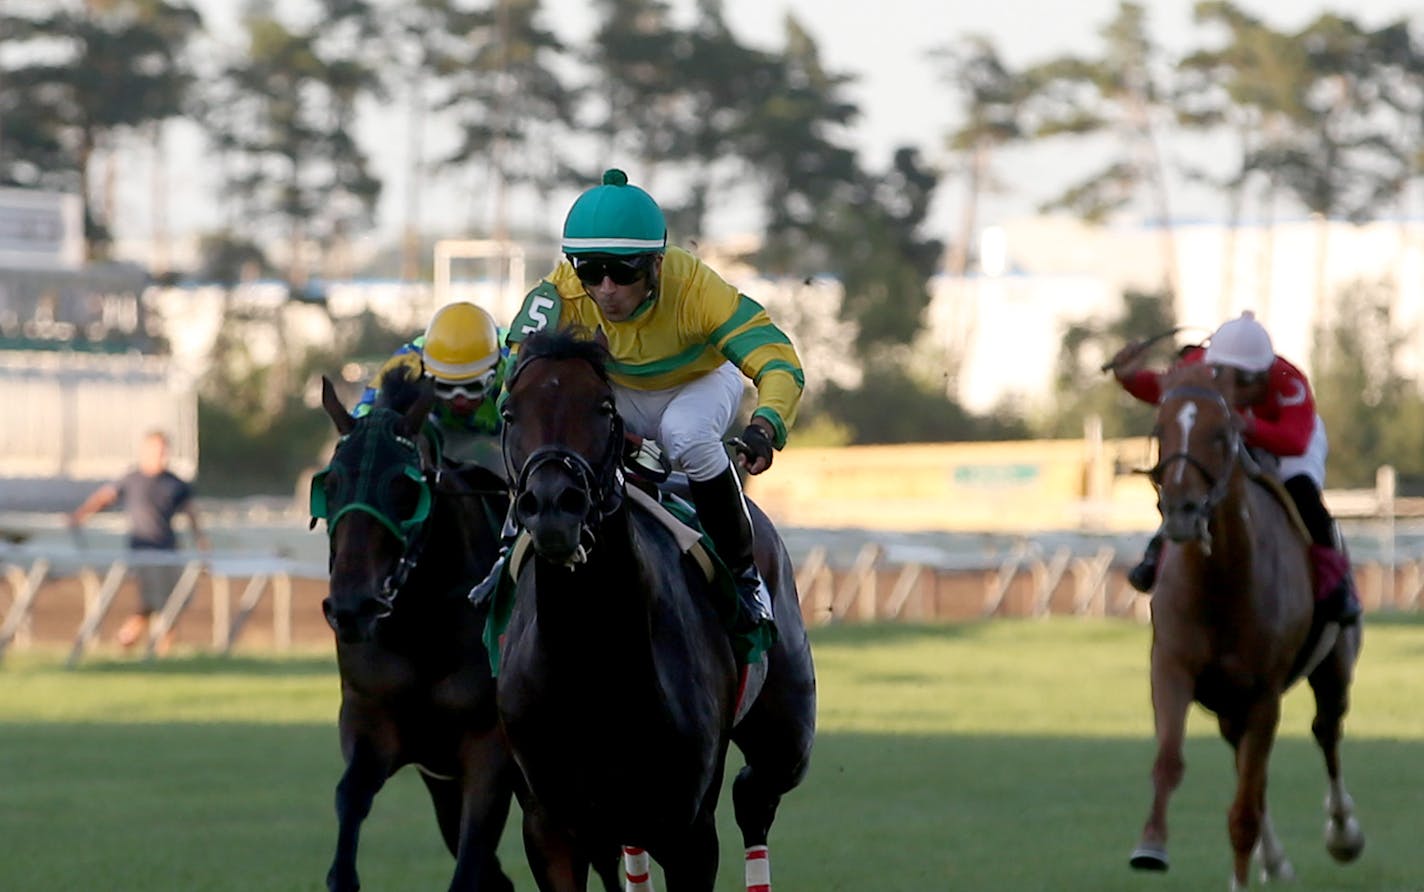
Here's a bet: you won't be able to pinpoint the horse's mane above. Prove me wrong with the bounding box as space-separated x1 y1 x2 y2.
516 327 612 382
1160 360 1218 394
374 363 425 413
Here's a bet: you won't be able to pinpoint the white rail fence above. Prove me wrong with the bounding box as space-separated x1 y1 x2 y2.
793 540 1424 627
6 525 1424 664
0 546 324 665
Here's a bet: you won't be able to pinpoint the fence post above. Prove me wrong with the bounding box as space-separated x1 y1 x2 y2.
66 561 129 667
795 547 826 604
1377 465 1396 610
1071 547 1114 616
211 574 230 648
830 544 881 621
885 563 924 620
145 559 205 659
1030 547 1071 618
274 573 292 650
983 542 1030 617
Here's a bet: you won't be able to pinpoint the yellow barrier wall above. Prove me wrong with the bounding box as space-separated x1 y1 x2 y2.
745 439 1161 533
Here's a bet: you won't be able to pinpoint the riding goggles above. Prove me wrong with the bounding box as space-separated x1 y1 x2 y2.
433 369 496 402
570 254 651 286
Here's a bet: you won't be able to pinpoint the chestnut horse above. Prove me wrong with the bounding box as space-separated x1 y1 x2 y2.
494 328 816 891
1129 362 1365 888
315 370 517 891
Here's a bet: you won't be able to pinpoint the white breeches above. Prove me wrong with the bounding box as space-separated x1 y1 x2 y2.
613 361 745 482
1278 413 1328 488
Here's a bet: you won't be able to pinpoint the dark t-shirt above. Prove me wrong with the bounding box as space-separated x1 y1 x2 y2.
115 470 193 550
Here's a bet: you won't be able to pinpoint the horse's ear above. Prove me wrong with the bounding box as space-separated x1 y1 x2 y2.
321 376 355 435
592 325 609 350
401 376 436 435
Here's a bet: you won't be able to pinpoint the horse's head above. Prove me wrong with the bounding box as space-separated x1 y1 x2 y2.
312 372 437 642
501 328 624 565
1148 363 1244 550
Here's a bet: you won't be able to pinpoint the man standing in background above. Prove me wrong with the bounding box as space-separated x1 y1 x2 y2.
68 430 209 653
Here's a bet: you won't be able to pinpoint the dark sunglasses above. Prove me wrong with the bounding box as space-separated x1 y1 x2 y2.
571 255 650 286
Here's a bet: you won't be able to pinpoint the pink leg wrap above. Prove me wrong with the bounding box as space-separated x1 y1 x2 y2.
1309 544 1350 603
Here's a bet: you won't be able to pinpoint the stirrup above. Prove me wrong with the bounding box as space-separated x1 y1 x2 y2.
734 569 775 627
468 554 507 606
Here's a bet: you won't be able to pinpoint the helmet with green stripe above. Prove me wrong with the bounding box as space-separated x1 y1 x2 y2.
562 169 666 257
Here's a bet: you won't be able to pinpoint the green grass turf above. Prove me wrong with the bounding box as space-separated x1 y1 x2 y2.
2 617 1422 890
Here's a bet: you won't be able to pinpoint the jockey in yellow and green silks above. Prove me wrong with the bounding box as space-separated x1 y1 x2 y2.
355 302 510 466
501 168 805 643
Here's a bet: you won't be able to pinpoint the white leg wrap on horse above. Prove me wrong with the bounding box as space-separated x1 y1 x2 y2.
623 846 654 892
746 845 771 892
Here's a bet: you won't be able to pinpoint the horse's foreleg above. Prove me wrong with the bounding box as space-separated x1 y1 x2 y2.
328 736 395 892
1251 808 1295 883
1131 659 1192 872
447 730 516 892
1309 626 1365 863
623 847 656 891
732 764 786 891
652 809 720 892
729 675 814 892
519 795 589 892
1226 697 1281 890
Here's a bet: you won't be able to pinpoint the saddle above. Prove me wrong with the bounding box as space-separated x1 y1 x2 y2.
1240 448 1312 544
482 482 772 714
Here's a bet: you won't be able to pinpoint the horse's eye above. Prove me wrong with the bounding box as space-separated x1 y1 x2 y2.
324 468 347 503
387 475 421 519
598 398 615 415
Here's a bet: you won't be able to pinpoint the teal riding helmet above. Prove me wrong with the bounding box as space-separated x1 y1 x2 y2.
562 169 667 257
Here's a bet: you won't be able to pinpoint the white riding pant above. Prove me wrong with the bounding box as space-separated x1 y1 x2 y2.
1277 413 1328 489
613 361 745 483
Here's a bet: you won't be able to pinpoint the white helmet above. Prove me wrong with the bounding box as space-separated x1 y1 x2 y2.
1205 311 1274 373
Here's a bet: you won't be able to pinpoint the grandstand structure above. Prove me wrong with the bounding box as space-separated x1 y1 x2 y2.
0 187 194 512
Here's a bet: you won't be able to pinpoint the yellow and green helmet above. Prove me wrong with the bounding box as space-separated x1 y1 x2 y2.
561 168 667 257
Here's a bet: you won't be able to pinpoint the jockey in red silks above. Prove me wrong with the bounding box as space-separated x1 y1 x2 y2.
1109 311 1361 625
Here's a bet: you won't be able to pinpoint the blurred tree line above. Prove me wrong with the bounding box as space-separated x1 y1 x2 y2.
4 0 1424 492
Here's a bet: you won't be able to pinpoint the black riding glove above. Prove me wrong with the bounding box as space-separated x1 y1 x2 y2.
734 423 775 470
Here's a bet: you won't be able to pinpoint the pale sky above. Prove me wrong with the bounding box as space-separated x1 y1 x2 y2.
143 0 1421 260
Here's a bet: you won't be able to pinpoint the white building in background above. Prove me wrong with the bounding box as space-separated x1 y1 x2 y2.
925 215 1424 416
102 213 1424 427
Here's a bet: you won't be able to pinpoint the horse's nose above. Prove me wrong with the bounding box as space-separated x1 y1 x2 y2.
322 595 382 642
515 478 590 527
1162 501 1207 542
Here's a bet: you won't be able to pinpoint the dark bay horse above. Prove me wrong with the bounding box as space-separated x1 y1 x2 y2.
495 329 816 891
314 369 517 891
1129 362 1364 888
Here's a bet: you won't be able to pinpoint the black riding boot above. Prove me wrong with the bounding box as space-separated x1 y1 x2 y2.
1284 475 1362 626
1128 533 1164 593
688 466 776 637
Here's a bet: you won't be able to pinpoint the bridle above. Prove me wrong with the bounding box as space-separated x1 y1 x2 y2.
1145 383 1242 554
502 354 626 565
310 409 438 619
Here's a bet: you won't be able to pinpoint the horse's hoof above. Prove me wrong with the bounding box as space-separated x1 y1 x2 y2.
1325 816 1365 862
1258 858 1295 883
1129 846 1169 871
